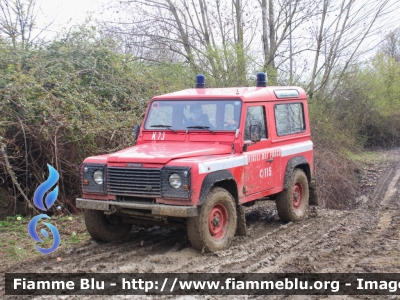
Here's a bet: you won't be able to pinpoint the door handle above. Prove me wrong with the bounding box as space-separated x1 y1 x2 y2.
266 158 274 163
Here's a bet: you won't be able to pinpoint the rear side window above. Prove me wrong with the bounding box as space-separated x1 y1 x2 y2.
275 103 305 136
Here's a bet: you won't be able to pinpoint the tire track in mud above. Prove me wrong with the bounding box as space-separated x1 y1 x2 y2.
255 212 355 273
5 227 190 274
279 208 382 272
185 210 349 273
341 160 400 272
183 159 400 274
280 160 400 273
86 230 188 273
370 162 398 204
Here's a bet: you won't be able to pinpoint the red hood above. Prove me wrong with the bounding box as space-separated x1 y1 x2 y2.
107 142 231 164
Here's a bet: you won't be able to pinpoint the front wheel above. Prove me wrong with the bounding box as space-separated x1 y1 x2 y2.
187 187 237 252
84 209 132 242
276 169 309 222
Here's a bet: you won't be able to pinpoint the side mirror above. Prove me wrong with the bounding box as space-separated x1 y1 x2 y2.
250 125 261 142
133 124 140 143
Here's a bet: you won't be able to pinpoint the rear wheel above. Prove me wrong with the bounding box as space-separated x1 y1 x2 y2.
84 209 131 242
276 169 309 222
187 187 237 252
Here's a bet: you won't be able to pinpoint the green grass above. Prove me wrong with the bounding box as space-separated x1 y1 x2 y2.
0 215 28 228
0 213 90 270
0 219 13 228
69 232 80 243
346 150 382 163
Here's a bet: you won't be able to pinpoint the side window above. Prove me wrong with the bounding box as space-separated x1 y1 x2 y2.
244 106 267 141
275 103 305 136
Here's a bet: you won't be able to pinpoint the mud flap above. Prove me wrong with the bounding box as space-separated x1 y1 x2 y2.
235 205 248 236
309 179 318 206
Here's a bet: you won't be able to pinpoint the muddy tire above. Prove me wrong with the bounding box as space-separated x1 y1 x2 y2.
187 187 237 252
276 169 309 222
84 209 131 242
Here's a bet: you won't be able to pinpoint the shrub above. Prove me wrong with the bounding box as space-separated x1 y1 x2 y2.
0 27 191 216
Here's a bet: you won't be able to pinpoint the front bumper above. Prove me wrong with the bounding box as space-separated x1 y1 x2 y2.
76 198 198 218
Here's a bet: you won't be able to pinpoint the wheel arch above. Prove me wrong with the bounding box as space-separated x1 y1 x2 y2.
283 156 311 189
198 170 239 206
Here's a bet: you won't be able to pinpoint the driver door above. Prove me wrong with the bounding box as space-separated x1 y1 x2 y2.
243 104 276 195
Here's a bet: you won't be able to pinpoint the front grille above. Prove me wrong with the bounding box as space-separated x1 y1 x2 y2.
107 167 161 197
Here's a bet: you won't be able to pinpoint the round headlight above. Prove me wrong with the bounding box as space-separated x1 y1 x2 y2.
93 170 103 185
169 173 181 189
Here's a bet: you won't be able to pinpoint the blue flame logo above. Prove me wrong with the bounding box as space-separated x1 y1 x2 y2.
28 214 60 254
28 164 61 254
33 164 59 211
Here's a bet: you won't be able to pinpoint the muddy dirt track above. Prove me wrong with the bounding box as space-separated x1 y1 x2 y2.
2 149 400 299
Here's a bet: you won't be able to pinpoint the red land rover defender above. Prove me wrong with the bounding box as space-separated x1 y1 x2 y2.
76 73 317 252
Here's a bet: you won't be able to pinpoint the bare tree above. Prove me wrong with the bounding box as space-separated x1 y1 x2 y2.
380 27 400 62
101 0 399 90
258 0 319 85
307 0 394 99
101 0 257 87
0 0 52 48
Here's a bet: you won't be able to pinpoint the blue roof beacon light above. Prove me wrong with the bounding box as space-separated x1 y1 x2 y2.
195 74 206 88
256 72 267 87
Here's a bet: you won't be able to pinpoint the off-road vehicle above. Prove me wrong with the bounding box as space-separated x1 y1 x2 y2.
76 73 317 252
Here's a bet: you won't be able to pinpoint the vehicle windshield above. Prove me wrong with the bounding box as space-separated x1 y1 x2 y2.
144 100 242 131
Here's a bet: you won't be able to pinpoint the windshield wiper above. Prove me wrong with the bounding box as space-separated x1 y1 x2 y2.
150 125 176 132
186 126 214 133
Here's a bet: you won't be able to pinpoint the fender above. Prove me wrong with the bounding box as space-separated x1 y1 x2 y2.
283 156 310 189
198 170 236 206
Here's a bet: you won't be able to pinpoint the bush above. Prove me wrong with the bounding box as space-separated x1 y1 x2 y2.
309 53 400 208
0 26 192 216
308 99 360 209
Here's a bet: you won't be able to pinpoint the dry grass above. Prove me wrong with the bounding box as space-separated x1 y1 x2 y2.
314 146 360 209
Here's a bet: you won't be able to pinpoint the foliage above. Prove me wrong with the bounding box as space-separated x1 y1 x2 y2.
308 49 400 208
368 54 400 115
328 53 400 148
0 26 191 216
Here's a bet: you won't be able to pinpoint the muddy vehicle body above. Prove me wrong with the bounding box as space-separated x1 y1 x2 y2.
76 73 317 252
